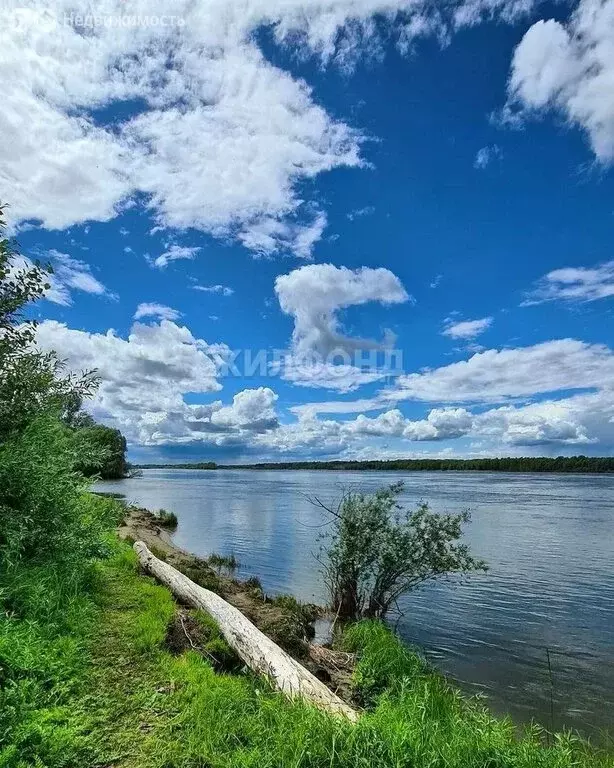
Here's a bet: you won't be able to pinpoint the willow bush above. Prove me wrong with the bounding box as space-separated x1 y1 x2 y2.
316 482 487 621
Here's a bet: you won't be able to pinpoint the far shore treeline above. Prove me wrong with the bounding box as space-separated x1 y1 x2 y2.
135 455 614 473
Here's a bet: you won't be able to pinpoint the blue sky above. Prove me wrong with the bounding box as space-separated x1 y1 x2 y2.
3 0 614 461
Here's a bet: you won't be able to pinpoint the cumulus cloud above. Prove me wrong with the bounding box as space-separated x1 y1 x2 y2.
391 339 614 403
284 337 614 450
442 316 493 339
259 386 614 455
151 245 201 269
273 263 409 390
0 0 369 256
194 388 279 433
506 0 614 162
344 407 474 440
33 317 282 448
34 318 230 442
254 413 347 457
34 313 614 453
275 263 409 357
523 260 614 304
134 303 182 321
1 0 544 256
404 407 475 440
472 388 614 446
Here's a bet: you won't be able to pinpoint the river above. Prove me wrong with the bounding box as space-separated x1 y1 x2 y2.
96 468 614 740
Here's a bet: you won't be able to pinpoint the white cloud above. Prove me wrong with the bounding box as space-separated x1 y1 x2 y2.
254 413 346 457
259 385 614 454
193 284 234 297
34 318 230 442
342 406 473 440
275 263 409 357
199 388 279 433
273 263 409 390
284 337 614 450
472 388 614 446
391 338 614 403
474 144 502 168
506 0 614 162
134 303 182 321
404 407 474 440
151 245 201 269
453 0 537 27
33 314 614 453
9 250 114 306
0 0 544 256
523 260 614 304
347 205 375 220
442 316 493 339
260 386 614 454
33 316 281 448
290 397 385 418
277 356 391 392
238 212 329 259
0 1 372 256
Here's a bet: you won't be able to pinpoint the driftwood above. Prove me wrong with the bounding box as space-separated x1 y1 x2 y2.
133 541 358 721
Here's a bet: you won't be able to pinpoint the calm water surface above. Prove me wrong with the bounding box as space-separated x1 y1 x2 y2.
97 469 614 739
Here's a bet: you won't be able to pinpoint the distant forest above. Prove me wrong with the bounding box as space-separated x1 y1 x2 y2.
135 456 614 473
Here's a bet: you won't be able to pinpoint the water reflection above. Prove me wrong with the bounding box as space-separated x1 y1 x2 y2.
97 469 614 740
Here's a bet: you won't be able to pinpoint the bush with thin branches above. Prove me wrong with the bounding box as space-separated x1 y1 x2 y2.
315 482 487 622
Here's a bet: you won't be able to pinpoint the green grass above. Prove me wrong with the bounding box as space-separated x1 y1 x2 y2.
1 542 612 768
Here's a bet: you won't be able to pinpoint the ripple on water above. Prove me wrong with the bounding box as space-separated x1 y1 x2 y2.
96 469 614 741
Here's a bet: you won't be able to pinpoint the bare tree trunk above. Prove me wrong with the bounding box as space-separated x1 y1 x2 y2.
133 541 358 722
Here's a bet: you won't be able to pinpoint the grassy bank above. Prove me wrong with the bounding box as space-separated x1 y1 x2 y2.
2 533 612 768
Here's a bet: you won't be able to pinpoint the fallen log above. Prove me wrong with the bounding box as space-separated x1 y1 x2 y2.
133 541 358 721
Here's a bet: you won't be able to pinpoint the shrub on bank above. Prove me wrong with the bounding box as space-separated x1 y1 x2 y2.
156 509 179 530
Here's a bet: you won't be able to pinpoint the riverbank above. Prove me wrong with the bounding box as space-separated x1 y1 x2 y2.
3 498 613 767
118 505 354 694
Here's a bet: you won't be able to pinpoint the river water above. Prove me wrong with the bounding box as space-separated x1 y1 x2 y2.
96 469 614 740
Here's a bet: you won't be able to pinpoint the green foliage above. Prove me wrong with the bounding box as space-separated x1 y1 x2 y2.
230 456 614 473
0 203 130 765
0 421 122 569
0 507 120 768
155 509 178 530
0 208 98 443
74 424 128 479
317 482 487 621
